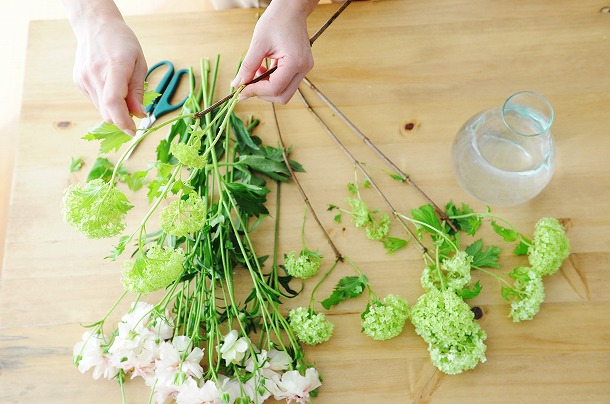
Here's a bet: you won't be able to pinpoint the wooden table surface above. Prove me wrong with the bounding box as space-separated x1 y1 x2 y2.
2 1 610 402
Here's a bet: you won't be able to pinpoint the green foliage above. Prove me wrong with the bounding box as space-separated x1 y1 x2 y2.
465 239 502 269
382 237 408 254
82 122 132 154
321 275 369 310
70 157 84 172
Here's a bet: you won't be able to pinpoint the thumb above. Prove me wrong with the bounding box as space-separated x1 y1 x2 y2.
232 44 268 88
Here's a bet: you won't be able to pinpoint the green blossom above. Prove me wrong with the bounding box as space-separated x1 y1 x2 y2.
283 249 322 279
528 217 570 276
346 197 372 228
420 265 441 292
410 289 487 375
170 138 206 169
361 294 410 340
61 179 132 239
365 213 391 241
503 266 545 322
288 307 334 345
122 245 185 294
441 251 473 291
160 193 207 237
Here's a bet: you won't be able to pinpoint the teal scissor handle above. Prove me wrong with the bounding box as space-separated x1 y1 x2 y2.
145 60 189 118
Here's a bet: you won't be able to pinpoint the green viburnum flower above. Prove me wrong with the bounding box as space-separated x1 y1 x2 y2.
288 307 334 345
346 197 372 228
159 193 207 237
528 217 570 276
361 294 410 340
503 266 545 322
283 249 322 279
410 289 487 375
420 265 442 292
441 251 473 291
121 245 185 294
61 179 132 239
170 138 206 169
365 213 391 241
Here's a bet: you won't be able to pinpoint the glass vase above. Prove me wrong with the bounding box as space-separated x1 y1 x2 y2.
451 91 555 206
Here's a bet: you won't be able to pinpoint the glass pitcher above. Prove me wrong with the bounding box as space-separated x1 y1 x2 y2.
451 91 555 206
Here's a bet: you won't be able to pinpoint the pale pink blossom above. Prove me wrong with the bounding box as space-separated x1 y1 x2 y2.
175 377 223 404
155 336 204 383
271 368 322 404
73 332 119 380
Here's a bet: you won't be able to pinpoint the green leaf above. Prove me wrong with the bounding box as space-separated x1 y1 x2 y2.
456 281 483 300
237 154 290 182
390 173 406 182
382 237 408 254
321 275 368 310
445 201 481 236
333 213 342 223
70 157 84 172
224 182 270 217
411 204 443 235
231 113 259 152
147 179 164 203
491 220 519 242
120 170 148 192
465 239 502 269
347 183 358 195
82 122 132 154
142 89 161 108
105 236 130 261
513 241 530 256
86 157 121 182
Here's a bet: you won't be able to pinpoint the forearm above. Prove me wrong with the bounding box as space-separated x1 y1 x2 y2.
63 0 125 32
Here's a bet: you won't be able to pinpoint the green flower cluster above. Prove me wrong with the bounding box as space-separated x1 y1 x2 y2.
283 249 322 279
346 197 390 241
346 197 371 228
288 307 334 345
442 251 473 291
410 289 487 375
121 245 185 294
365 213 391 241
61 179 132 239
504 267 545 322
170 137 206 169
420 251 473 293
528 217 570 276
361 294 410 340
160 193 207 237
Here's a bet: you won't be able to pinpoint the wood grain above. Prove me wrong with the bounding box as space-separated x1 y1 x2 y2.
2 1 610 402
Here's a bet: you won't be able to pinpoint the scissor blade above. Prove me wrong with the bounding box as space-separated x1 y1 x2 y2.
125 115 157 161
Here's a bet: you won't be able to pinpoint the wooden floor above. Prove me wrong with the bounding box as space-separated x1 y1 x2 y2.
0 0 216 273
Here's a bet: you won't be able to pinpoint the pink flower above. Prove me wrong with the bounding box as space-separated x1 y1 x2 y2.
73 332 119 380
271 368 322 404
175 377 223 404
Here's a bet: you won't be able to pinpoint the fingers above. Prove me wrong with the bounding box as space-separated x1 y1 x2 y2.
231 41 268 88
103 66 137 136
125 57 148 119
240 56 313 104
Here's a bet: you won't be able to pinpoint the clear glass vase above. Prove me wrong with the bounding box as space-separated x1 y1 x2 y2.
451 91 555 206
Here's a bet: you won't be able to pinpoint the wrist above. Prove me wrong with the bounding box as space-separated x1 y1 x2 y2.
267 0 319 17
63 0 125 33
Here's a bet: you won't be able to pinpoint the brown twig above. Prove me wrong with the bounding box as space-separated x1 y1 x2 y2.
271 103 344 262
300 76 458 233
295 89 429 255
195 0 353 121
309 0 352 45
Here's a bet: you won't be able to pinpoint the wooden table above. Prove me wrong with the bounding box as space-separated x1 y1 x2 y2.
2 1 609 402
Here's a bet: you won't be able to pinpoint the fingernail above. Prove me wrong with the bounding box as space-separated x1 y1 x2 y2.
231 76 241 88
140 104 147 116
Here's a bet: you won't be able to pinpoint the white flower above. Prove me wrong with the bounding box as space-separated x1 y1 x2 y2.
175 377 223 404
268 349 291 372
271 368 322 404
218 330 249 365
155 336 204 384
243 373 274 403
217 375 241 404
73 332 119 380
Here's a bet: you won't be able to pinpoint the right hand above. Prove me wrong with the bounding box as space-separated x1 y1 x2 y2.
72 17 147 135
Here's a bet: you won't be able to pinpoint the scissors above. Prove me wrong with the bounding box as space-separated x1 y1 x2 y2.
126 60 190 159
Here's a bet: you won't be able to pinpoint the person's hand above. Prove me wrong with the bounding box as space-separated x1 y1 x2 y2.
231 0 318 104
67 2 147 135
